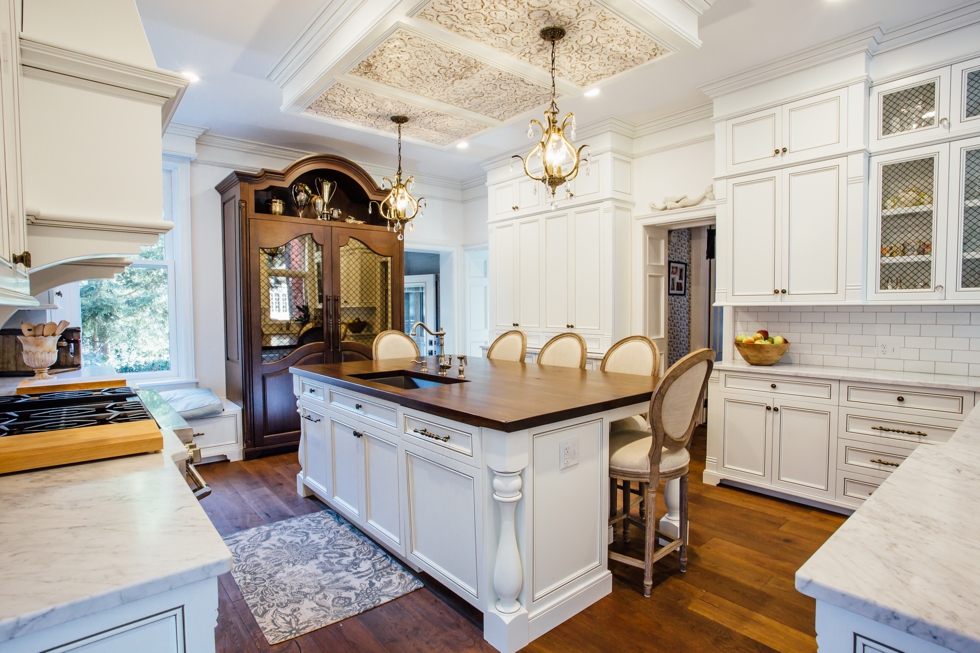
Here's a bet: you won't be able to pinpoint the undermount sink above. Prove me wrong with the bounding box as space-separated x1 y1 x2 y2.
350 370 467 390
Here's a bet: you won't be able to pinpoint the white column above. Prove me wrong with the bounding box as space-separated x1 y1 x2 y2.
492 471 523 614
659 478 684 542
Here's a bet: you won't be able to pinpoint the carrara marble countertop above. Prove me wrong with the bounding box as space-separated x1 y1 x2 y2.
796 402 980 652
0 428 232 643
716 359 980 392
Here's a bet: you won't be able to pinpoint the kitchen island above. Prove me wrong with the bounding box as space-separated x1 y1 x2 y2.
0 427 231 652
291 356 658 653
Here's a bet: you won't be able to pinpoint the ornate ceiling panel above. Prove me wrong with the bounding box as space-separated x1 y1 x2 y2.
415 0 671 87
350 29 553 122
305 82 488 146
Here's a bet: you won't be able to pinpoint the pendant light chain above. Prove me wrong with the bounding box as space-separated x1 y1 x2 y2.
550 37 557 111
396 122 403 176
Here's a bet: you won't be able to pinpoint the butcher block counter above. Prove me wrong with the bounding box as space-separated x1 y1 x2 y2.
290 357 659 653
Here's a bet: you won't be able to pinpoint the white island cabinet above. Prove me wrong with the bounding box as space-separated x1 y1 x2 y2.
0 429 231 653
292 357 656 653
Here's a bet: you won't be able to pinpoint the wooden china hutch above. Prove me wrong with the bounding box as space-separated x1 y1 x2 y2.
218 155 404 459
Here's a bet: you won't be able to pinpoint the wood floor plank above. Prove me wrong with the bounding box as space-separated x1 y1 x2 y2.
201 428 842 652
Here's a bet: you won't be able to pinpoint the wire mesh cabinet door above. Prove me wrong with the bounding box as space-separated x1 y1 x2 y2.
946 136 980 300
248 219 330 451
870 68 952 152
329 226 404 363
951 57 980 134
867 144 949 303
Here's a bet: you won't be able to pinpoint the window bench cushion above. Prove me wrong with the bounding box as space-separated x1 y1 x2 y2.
158 388 224 420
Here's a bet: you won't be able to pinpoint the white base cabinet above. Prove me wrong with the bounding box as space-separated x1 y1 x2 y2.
706 368 971 510
294 373 643 653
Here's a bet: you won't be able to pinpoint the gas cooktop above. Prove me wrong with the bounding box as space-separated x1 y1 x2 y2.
0 388 155 437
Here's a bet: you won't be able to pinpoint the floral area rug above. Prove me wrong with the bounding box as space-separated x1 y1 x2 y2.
223 509 422 644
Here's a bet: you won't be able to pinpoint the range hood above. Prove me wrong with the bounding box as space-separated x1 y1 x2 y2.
17 0 187 299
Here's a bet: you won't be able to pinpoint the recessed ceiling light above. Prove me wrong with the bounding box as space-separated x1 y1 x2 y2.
180 71 200 83
457 141 469 149
584 88 601 97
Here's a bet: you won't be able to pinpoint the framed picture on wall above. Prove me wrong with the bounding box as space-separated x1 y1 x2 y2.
668 261 687 296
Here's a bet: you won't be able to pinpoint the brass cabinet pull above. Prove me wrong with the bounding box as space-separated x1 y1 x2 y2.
414 427 449 442
352 430 363 438
355 403 363 410
302 414 321 423
771 383 776 389
897 396 904 402
781 289 787 294
781 147 787 153
773 407 779 412
870 458 901 468
872 425 927 437
773 149 779 156
11 251 31 268
773 289 779 294
766 405 772 411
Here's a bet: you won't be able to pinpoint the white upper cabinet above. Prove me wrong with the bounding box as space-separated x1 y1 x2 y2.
725 88 848 174
571 208 602 332
951 56 980 134
543 212 570 331
867 144 949 302
517 217 541 329
490 222 516 329
490 217 541 330
870 68 951 151
490 179 544 218
492 182 517 217
944 135 980 301
728 158 847 305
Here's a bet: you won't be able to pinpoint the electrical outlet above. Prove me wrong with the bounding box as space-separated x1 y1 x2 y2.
876 336 902 358
559 437 579 471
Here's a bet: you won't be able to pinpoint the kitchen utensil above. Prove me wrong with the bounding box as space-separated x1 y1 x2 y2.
55 320 70 335
20 322 34 336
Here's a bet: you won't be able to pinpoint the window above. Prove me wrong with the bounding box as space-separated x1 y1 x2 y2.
65 165 187 379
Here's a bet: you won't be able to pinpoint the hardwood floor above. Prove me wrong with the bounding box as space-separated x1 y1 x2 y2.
197 427 846 652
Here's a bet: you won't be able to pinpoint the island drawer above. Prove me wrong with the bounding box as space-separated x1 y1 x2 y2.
841 383 973 418
299 377 326 403
838 409 959 449
836 438 910 480
402 410 478 467
329 389 397 430
722 372 837 403
835 470 882 507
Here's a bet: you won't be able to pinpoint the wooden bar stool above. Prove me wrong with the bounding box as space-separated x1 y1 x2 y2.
487 330 527 362
608 348 714 596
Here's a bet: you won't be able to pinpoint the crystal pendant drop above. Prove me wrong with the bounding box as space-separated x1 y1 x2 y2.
527 125 533 138
397 233 404 241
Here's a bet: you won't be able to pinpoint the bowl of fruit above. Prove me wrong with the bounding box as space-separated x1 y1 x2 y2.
734 330 790 366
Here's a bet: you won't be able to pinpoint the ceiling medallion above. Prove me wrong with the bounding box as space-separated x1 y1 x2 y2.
370 116 425 240
512 26 589 206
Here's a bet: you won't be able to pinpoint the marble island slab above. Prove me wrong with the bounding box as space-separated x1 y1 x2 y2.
0 428 232 644
796 402 980 652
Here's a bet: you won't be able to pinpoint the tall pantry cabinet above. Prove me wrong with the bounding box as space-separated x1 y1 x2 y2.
218 155 404 459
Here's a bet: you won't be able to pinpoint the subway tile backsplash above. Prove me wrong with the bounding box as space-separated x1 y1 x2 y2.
734 305 980 376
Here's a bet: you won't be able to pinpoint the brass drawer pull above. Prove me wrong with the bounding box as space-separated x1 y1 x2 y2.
870 458 901 468
414 427 449 442
302 414 321 423
872 425 927 437
897 396 904 402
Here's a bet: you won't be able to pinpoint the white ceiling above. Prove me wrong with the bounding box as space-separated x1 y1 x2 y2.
138 0 968 183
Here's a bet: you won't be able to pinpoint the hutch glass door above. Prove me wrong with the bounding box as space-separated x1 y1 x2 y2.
259 233 323 362
337 237 392 352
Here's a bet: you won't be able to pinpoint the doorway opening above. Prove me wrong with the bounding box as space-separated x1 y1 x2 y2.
404 249 457 356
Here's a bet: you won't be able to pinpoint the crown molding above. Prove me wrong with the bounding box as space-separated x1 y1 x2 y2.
166 122 209 139
196 132 313 162
633 103 713 137
874 0 980 55
633 133 713 159
697 25 881 99
20 37 189 133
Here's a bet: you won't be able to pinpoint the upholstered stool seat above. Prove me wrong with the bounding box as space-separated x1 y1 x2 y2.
537 332 587 369
610 430 691 477
487 330 527 362
373 330 420 360
610 414 647 434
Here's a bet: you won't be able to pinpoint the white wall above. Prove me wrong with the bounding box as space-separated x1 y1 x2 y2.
168 133 483 399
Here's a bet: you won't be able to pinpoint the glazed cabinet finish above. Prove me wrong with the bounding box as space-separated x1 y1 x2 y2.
219 154 404 458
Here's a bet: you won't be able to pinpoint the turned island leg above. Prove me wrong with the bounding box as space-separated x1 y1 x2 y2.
493 471 523 614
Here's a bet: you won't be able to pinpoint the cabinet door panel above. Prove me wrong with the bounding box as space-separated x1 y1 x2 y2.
302 405 329 496
946 136 980 300
518 179 540 210
328 416 362 520
491 223 516 328
572 208 602 330
951 57 980 133
721 395 771 480
544 213 570 329
772 401 835 495
405 447 480 599
517 218 541 328
727 108 780 172
783 159 846 300
729 174 780 302
782 89 846 163
363 429 401 550
871 68 951 151
494 182 515 216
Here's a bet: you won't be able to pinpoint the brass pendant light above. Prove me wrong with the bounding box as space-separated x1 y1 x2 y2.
512 26 589 205
370 115 425 240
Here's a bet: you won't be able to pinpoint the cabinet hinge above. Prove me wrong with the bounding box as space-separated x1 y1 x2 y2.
12 251 31 268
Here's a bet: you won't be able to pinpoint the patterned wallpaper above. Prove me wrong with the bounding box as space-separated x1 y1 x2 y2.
668 229 690 366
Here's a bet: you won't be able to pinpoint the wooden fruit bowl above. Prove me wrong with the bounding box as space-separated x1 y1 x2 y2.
735 341 790 366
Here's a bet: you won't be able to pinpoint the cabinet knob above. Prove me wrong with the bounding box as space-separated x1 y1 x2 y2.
781 289 787 294
512 205 519 211
940 117 949 128
355 403 363 410
771 383 776 389
897 396 904 402
781 147 787 153
773 407 779 412
766 405 772 411
773 289 779 294
935 285 944 292
352 430 364 438
773 149 779 156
